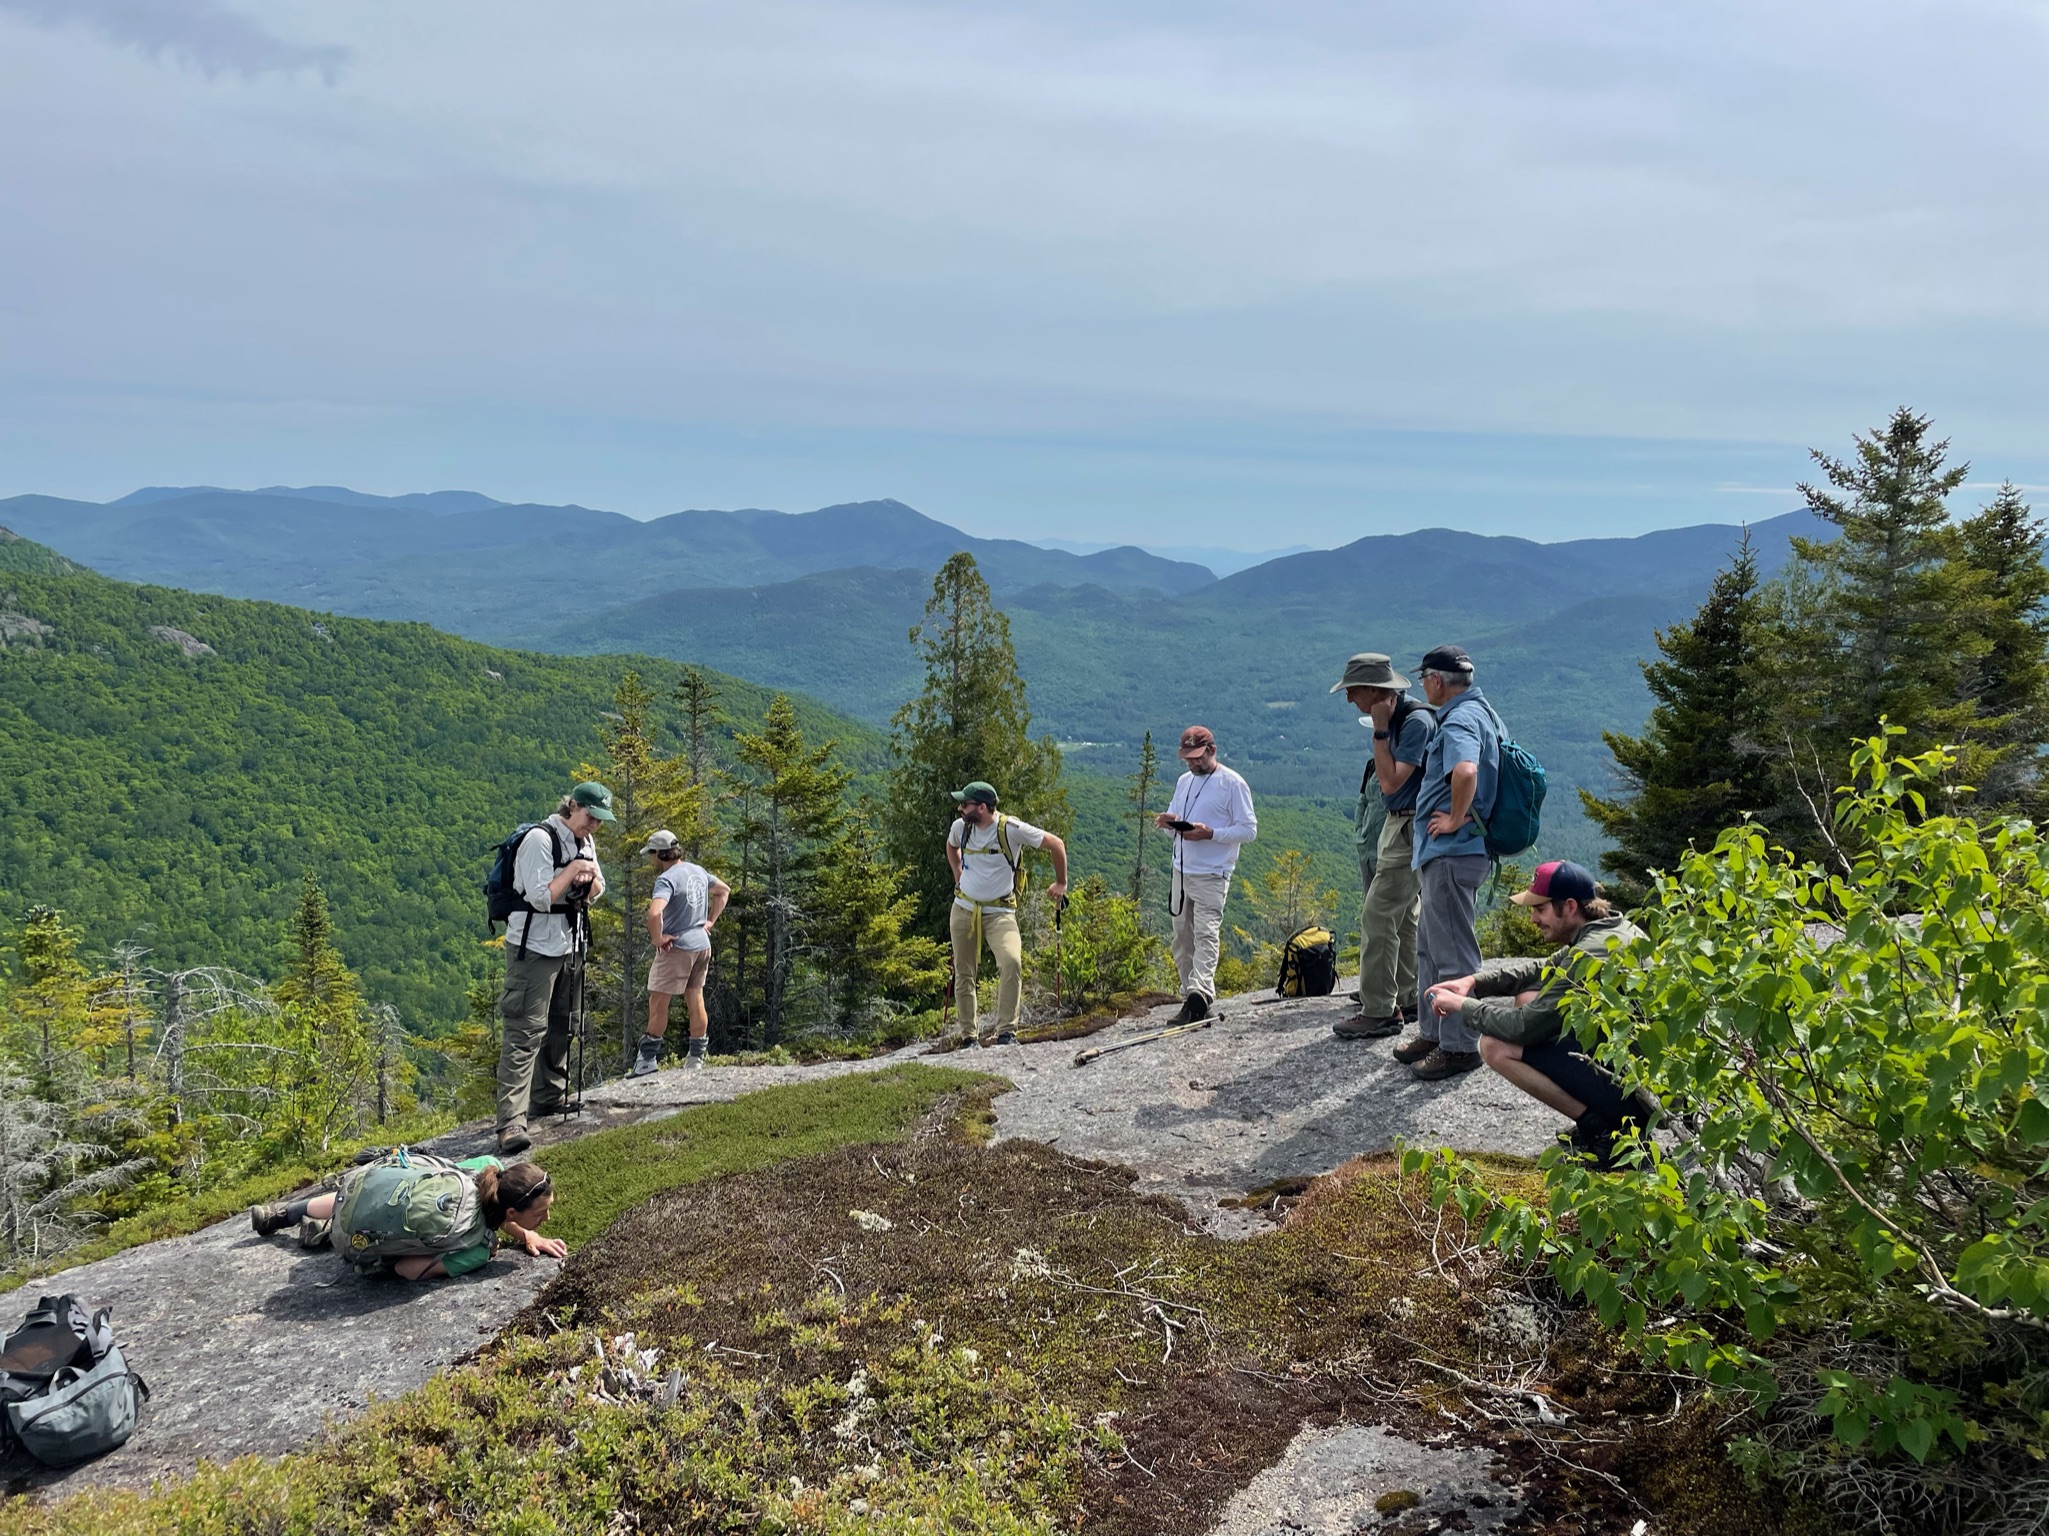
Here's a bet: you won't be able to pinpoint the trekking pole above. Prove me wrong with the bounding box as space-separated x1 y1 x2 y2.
1073 1015 1213 1067
568 907 588 1119
1053 895 1067 1014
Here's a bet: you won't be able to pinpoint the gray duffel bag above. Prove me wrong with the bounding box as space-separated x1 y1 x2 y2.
1 1294 150 1466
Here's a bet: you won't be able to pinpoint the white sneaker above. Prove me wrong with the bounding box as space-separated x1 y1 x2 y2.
629 1041 660 1077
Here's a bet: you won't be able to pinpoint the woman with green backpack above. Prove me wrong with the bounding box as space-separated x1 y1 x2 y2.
249 1153 564 1279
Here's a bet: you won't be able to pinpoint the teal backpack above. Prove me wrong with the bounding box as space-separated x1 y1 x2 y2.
331 1148 488 1274
1455 695 1548 859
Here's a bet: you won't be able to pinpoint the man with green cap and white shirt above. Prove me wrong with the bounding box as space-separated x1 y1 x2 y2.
496 781 612 1153
945 781 1068 1046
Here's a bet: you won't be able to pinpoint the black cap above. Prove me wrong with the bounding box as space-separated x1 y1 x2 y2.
1418 644 1473 674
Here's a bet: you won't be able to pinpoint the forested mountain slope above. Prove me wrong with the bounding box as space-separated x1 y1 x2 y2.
0 564 881 1028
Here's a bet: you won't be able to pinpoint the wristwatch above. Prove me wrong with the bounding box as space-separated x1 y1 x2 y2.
1373 730 1390 740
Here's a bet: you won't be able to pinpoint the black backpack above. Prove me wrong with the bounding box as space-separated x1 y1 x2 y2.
1275 926 1339 998
484 821 574 955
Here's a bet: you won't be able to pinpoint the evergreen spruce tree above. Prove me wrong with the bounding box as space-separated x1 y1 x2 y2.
1580 537 1772 899
675 666 729 861
810 816 947 1029
1954 483 2049 811
274 873 371 1153
733 694 852 1045
1776 409 1979 782
885 553 1069 934
1128 731 1160 909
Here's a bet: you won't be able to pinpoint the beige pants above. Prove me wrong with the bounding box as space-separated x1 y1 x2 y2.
1170 870 1232 1002
949 902 1023 1038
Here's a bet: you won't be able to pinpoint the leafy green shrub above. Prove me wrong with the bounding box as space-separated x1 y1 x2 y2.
1407 730 2049 1529
1031 876 1166 1012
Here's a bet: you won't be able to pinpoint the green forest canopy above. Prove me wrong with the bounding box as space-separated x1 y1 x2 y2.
0 557 1365 1031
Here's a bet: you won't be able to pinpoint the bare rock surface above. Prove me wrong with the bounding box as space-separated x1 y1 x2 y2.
1207 1423 1519 1535
8 984 1560 1498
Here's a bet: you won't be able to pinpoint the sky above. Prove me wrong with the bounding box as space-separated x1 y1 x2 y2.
2 0 2044 548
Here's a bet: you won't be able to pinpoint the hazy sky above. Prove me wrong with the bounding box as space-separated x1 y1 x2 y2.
3 0 2044 546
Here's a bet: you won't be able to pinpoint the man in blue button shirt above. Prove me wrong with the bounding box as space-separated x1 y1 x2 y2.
1396 644 1500 1080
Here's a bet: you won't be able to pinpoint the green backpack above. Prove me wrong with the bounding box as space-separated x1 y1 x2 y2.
331 1149 488 1274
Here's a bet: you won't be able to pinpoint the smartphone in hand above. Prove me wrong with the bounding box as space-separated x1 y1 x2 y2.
1167 818 1195 833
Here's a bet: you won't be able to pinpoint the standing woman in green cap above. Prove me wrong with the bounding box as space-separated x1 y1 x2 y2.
495 781 612 1153
945 781 1067 1046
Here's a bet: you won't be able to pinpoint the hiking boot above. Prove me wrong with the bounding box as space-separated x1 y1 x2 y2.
1333 1013 1403 1040
685 1040 708 1072
1390 1034 1438 1065
249 1201 296 1237
629 1037 661 1077
498 1127 533 1156
298 1216 334 1251
1170 992 1210 1025
1410 1047 1482 1081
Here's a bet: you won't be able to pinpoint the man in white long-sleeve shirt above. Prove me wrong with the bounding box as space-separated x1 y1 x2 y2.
1154 725 1257 1023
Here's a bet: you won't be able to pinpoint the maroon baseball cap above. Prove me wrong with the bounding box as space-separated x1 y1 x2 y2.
1510 860 1598 908
1178 725 1216 759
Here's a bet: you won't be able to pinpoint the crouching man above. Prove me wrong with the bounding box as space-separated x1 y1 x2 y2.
1421 860 1658 1165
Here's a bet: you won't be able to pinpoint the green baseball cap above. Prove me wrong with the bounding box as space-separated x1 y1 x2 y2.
951 781 999 808
571 781 617 822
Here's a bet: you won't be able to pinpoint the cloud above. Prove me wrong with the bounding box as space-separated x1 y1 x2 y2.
0 0 347 81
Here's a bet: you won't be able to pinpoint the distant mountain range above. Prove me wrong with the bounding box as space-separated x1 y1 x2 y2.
0 488 1215 638
0 482 1825 861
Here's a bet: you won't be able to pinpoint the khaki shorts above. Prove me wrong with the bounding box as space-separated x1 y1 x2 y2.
648 944 711 995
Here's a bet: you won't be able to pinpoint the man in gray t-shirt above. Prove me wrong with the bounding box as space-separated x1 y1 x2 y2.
631 830 730 1076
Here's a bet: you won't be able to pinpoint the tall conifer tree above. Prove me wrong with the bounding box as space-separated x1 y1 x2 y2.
1776 409 1978 776
275 873 371 1152
885 553 1068 934
1581 537 1771 898
1954 483 2049 811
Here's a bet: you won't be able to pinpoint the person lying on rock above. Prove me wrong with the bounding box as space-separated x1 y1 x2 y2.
1421 861 1659 1167
249 1154 565 1279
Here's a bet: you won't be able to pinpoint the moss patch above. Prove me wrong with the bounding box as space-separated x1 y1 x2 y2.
533 1063 993 1252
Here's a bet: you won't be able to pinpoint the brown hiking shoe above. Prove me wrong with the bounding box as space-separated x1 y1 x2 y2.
249 1202 296 1237
1391 1034 1437 1065
1410 1047 1482 1081
498 1127 533 1155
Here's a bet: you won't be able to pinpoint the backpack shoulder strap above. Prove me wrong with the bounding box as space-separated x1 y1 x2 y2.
993 814 1022 873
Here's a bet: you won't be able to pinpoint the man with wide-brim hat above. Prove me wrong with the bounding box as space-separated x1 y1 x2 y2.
944 781 1068 1047
1329 654 1435 1041
1154 726 1258 1024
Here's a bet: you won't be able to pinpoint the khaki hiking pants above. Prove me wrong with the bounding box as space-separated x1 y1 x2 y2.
1170 870 1231 1003
497 951 575 1134
1357 811 1420 1019
950 902 1023 1039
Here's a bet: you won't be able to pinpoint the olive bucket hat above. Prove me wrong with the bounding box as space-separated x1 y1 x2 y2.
1329 652 1412 694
